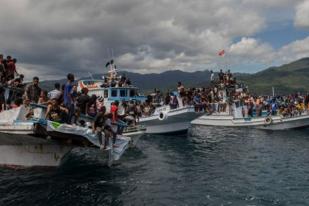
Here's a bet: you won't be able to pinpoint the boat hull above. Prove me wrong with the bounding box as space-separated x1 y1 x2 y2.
0 133 73 168
124 129 145 147
191 113 309 130
140 107 201 134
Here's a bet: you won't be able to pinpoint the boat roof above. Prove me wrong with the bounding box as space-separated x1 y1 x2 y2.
78 79 139 89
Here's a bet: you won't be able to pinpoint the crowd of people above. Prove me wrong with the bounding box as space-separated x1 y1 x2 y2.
151 69 309 118
2 55 309 147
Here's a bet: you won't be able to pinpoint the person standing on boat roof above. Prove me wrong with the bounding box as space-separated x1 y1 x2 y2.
7 78 23 107
63 73 75 123
218 69 224 83
6 56 18 81
106 59 117 83
177 82 185 107
210 70 215 83
0 54 5 79
25 76 41 103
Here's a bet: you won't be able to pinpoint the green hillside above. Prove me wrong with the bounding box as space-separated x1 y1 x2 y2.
239 58 309 95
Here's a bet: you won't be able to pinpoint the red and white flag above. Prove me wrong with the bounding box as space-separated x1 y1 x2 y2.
218 49 225 57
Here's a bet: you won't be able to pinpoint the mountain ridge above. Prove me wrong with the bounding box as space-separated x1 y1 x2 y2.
40 57 309 95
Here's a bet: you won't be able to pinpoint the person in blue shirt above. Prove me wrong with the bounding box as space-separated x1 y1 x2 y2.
64 73 75 123
193 93 202 112
271 100 278 116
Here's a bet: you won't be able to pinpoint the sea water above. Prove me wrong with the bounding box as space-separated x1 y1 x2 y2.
1 127 309 205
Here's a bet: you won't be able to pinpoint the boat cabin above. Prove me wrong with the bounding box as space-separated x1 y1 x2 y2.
77 80 147 110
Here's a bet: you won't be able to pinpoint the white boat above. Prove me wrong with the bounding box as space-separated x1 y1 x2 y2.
191 111 309 130
0 106 44 136
78 63 202 135
139 105 202 134
0 107 131 168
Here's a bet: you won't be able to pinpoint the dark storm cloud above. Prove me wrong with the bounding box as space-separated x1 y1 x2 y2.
0 0 305 79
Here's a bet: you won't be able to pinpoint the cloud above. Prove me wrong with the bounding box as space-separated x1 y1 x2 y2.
295 0 309 28
229 37 274 61
278 36 309 62
0 0 306 79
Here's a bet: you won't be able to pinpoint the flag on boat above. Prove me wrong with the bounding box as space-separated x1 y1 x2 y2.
218 49 225 57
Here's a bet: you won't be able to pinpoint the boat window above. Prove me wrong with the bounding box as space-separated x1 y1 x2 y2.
111 89 117 97
104 90 108 98
120 89 127 97
129 89 136 97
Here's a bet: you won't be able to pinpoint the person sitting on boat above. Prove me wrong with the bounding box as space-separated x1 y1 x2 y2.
142 101 151 116
107 112 120 144
86 94 97 117
45 98 68 122
164 92 171 106
38 90 49 105
118 75 127 87
126 100 137 125
10 98 23 109
25 76 41 104
23 98 34 119
92 106 109 150
96 96 104 113
169 92 178 109
125 78 131 86
296 101 305 115
255 98 262 117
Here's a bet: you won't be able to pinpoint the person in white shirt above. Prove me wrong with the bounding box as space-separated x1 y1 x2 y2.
210 70 214 82
48 83 62 100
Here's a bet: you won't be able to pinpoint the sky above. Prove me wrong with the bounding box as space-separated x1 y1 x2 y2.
1 0 309 80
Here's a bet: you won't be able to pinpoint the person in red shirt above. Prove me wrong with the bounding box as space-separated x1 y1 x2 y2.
110 101 119 123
